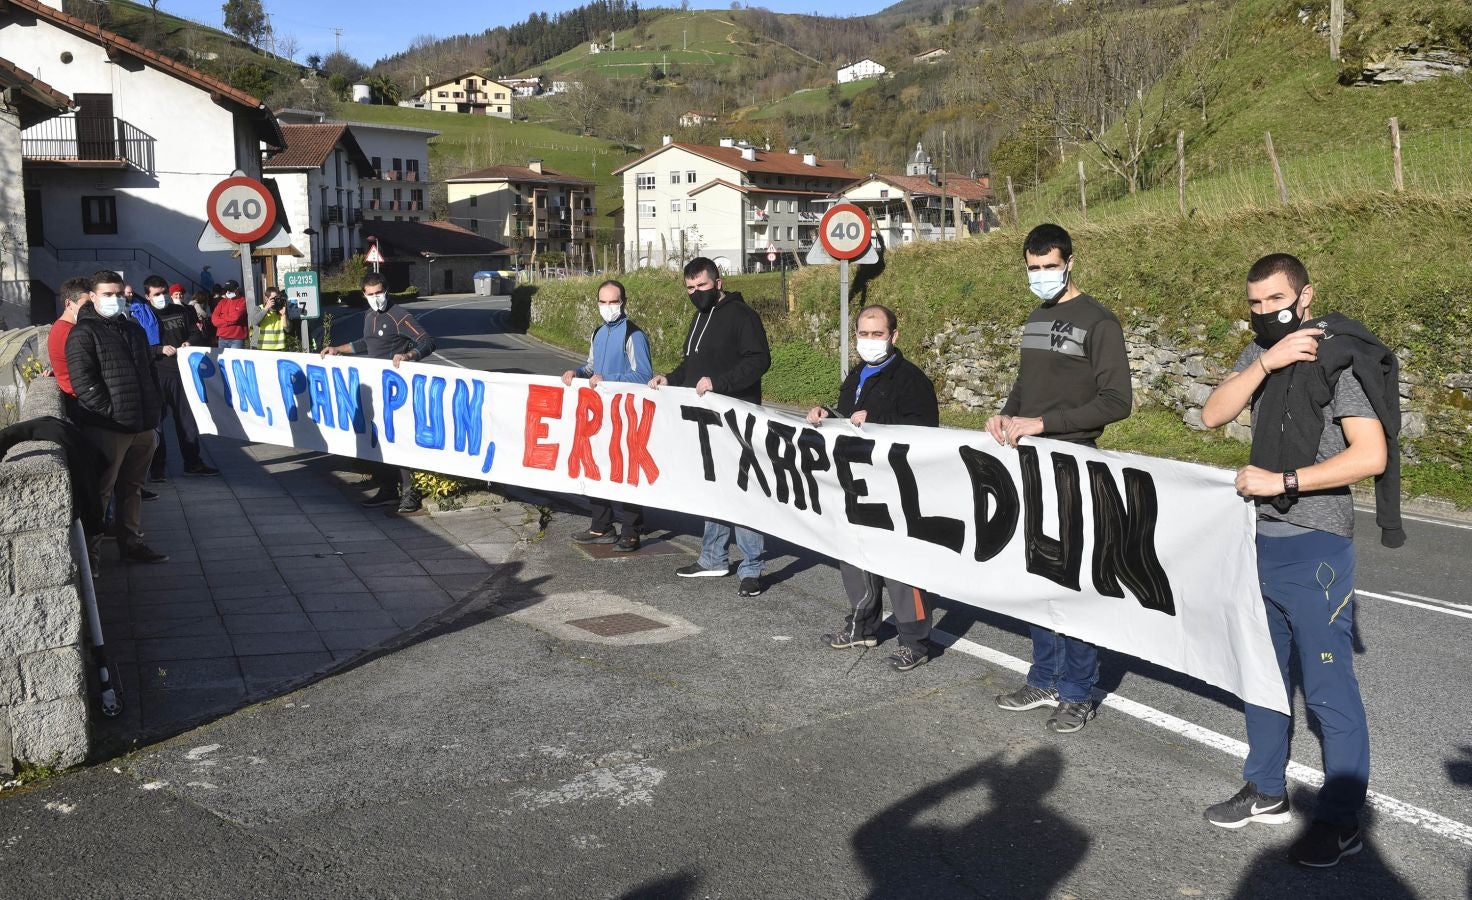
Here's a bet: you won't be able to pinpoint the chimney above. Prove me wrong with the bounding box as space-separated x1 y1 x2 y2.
719 137 735 148
740 146 757 162
788 147 798 155
529 159 544 174
662 134 673 145
802 153 817 167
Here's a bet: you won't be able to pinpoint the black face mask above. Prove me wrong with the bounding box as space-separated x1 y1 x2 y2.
1251 297 1304 348
689 288 720 313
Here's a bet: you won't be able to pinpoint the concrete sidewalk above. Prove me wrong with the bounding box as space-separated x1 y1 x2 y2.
91 435 537 752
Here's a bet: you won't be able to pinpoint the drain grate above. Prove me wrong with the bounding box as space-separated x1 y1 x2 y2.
566 613 669 637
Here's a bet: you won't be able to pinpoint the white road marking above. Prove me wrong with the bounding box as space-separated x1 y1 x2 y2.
929 627 1472 848
184 744 221 761
1377 509 1472 532
415 298 497 319
431 352 468 369
1390 590 1472 613
1359 589 1472 621
44 802 76 814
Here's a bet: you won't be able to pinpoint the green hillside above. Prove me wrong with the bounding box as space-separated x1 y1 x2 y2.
339 104 635 237
520 10 819 79
745 78 877 121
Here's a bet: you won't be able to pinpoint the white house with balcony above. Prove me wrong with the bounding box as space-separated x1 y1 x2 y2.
614 137 859 273
277 110 437 225
263 123 371 273
2 0 283 305
835 143 996 247
836 58 886 83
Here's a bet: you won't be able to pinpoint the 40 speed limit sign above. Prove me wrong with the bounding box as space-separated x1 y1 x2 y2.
818 203 872 260
207 176 277 244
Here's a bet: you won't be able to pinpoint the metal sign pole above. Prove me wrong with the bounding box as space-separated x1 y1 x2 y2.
839 257 850 380
239 241 257 349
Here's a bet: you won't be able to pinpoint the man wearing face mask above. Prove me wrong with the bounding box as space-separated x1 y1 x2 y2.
986 223 1132 735
249 286 289 352
807 304 940 671
321 272 436 514
564 280 654 552
65 270 169 567
1199 253 1399 868
648 256 772 597
211 280 250 349
143 275 218 481
126 279 162 349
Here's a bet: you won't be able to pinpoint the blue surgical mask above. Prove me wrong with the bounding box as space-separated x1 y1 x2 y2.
1027 268 1069 302
96 295 123 317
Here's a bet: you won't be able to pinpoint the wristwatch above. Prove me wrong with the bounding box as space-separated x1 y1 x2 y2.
1282 469 1300 500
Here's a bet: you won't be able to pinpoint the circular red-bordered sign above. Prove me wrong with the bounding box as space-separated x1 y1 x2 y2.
818 203 872 260
206 176 277 243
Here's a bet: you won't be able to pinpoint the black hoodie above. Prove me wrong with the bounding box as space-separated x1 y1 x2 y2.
665 291 770 405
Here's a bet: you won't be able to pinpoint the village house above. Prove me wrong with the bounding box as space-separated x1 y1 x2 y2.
835 143 995 247
277 109 437 227
0 56 71 326
836 58 886 83
678 110 717 128
367 219 509 296
498 76 542 98
1 0 284 317
615 136 860 273
263 122 371 274
446 160 596 268
912 48 950 64
416 72 512 118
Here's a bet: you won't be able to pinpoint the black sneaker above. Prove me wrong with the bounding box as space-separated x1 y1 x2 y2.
120 543 169 564
1289 820 1362 868
360 489 398 508
572 529 618 544
1046 700 1096 733
396 494 423 514
184 464 220 476
887 644 929 671
1204 782 1292 829
675 562 728 577
613 534 640 552
140 489 159 502
737 577 764 596
823 627 878 649
995 685 1060 711
147 472 167 483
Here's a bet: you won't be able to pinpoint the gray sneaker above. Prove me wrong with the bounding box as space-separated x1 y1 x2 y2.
995 684 1059 711
1046 700 1097 733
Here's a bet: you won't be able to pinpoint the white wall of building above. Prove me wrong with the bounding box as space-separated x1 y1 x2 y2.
622 146 746 272
836 59 886 83
0 106 32 325
348 122 435 223
7 17 263 291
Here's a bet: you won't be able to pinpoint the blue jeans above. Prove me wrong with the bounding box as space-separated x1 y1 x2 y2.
217 338 245 349
699 520 764 579
1243 530 1368 825
1026 627 1099 704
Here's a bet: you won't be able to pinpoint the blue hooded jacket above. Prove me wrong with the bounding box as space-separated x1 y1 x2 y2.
127 299 161 345
576 315 652 384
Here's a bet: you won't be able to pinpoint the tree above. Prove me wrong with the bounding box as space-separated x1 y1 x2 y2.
221 0 268 46
277 34 301 63
306 53 323 71
364 74 403 106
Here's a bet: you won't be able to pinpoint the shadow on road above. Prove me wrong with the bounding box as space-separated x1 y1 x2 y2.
853 747 1086 899
616 871 701 900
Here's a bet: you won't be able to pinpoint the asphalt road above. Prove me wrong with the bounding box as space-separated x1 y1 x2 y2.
2 293 1468 898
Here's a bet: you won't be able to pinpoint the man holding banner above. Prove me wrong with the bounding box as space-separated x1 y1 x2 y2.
649 257 772 597
986 224 1133 734
321 272 436 514
1200 253 1394 868
808 304 941 672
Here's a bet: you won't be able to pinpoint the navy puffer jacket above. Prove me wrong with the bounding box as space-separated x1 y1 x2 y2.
65 304 162 433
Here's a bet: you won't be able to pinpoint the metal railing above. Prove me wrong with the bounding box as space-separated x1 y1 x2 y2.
21 116 156 173
41 241 198 291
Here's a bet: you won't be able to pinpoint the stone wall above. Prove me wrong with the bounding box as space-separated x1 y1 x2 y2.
0 373 91 776
926 316 1432 449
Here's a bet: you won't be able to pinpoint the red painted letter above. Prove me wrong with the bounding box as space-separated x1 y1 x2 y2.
608 392 626 484
523 384 563 471
568 387 603 480
624 395 660 486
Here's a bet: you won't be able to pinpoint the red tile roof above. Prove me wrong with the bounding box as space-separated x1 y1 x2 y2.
4 0 284 149
264 123 373 174
367 219 509 259
613 141 860 182
0 55 71 125
446 164 594 187
855 173 994 201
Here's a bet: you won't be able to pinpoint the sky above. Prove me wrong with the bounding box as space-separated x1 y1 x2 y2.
159 0 896 64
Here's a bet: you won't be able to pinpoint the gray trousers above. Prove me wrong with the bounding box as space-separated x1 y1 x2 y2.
85 425 156 554
839 561 931 652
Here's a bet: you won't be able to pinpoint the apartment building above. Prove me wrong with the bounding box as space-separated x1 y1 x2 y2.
263 123 371 271
417 73 512 118
446 160 596 266
836 143 995 246
278 110 438 225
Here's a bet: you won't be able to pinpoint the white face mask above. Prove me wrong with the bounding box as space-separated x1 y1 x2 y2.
1027 267 1069 302
856 338 891 365
149 296 169 310
598 303 623 324
224 291 238 299
96 295 124 317
366 293 389 312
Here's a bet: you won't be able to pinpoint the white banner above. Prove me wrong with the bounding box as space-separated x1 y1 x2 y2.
180 350 1287 713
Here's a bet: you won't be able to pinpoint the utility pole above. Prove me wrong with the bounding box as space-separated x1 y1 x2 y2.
333 27 343 54
683 29 688 51
939 129 948 240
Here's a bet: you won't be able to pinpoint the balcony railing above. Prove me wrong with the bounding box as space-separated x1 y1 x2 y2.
798 211 822 222
21 115 156 173
326 205 344 224
369 199 383 210
746 209 768 223
403 170 420 182
384 170 402 181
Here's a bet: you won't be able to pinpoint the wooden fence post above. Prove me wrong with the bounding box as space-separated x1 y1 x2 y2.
1389 116 1405 193
1078 160 1087 222
1265 131 1290 205
1329 0 1344 61
1006 176 1019 226
1177 130 1187 216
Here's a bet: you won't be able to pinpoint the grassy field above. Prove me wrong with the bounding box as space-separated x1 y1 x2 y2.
521 10 792 79
337 104 636 232
746 79 877 121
